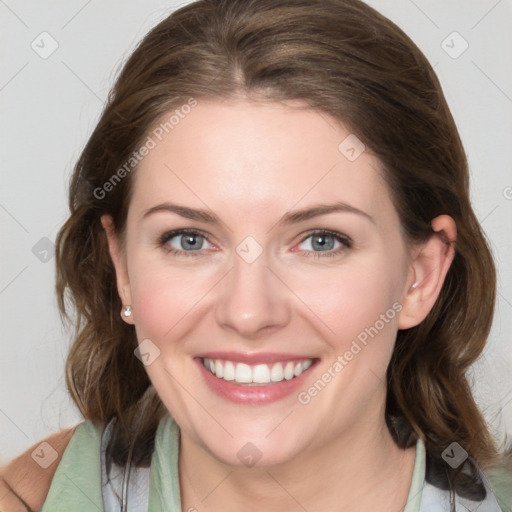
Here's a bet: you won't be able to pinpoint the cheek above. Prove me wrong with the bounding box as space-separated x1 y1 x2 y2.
128 261 214 342
294 259 402 352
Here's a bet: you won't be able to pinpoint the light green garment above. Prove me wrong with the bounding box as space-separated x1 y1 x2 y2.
40 412 509 511
486 465 512 512
41 413 182 511
40 418 104 511
404 437 425 512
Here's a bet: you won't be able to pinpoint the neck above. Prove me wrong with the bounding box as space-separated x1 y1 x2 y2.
178 412 416 512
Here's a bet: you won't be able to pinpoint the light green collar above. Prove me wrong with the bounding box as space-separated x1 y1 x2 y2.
147 412 182 510
404 435 426 512
41 419 104 511
41 413 427 512
149 413 427 512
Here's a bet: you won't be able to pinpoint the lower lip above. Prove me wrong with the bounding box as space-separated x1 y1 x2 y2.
195 358 318 404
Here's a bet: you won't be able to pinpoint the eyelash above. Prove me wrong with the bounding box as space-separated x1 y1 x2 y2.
157 228 353 260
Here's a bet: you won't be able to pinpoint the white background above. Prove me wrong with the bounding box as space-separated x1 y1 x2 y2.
1 0 511 464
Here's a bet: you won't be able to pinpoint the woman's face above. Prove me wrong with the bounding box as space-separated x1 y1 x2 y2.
110 98 416 467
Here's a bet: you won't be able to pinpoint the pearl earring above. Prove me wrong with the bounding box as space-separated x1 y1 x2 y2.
411 282 419 290
123 305 132 317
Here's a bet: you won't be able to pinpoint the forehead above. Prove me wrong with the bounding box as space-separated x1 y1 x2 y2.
129 98 395 226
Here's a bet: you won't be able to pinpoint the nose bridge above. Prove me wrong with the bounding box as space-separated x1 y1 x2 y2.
214 236 291 337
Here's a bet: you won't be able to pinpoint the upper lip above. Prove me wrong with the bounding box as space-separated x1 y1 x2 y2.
196 351 317 365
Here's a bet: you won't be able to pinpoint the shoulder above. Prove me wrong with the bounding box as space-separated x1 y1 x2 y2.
0 425 77 512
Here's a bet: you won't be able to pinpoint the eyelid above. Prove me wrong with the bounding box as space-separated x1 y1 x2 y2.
158 228 351 247
157 228 353 262
158 228 215 250
158 227 210 242
298 229 352 246
291 230 352 260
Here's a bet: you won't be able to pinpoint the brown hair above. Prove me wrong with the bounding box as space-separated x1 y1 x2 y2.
55 0 509 497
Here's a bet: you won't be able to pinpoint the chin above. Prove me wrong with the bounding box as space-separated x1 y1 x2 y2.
197 424 309 469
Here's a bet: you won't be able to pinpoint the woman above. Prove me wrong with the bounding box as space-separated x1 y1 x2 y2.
1 0 511 510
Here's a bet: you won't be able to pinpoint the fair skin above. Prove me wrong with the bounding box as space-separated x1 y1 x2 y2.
102 98 456 512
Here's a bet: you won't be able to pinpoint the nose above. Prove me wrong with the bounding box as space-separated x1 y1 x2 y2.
214 249 291 339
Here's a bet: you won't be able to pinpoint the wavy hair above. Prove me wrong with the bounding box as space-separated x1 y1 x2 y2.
55 0 509 499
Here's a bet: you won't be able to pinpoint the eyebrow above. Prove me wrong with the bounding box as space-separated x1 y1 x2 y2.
142 201 374 227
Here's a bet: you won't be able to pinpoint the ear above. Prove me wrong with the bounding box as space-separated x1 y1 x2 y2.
397 215 457 330
101 214 134 325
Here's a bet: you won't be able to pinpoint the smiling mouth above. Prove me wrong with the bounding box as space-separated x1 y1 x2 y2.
200 357 317 385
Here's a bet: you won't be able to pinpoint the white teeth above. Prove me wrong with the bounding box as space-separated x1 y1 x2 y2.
302 359 313 371
253 364 270 383
215 359 223 378
202 357 314 384
235 363 252 383
270 362 284 382
284 362 295 380
224 360 235 381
